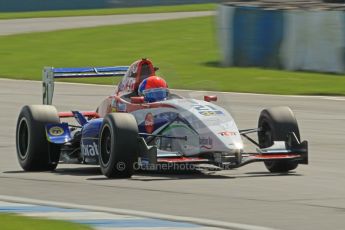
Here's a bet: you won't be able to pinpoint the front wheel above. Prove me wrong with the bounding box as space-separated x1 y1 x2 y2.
258 106 300 173
98 113 139 178
16 105 61 171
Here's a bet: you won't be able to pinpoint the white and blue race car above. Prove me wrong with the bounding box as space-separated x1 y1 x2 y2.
16 59 308 178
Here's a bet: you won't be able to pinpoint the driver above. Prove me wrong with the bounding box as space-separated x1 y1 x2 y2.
138 76 169 103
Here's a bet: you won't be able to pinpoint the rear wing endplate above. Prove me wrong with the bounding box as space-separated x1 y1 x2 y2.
42 66 128 105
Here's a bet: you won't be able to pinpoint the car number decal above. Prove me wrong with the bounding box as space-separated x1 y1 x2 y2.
193 105 223 116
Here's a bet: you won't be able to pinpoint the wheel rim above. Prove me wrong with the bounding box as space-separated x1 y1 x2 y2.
17 117 29 159
260 122 273 148
260 122 276 167
100 125 111 166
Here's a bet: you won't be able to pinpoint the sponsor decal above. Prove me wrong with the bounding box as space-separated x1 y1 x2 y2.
219 131 237 136
125 78 136 91
116 102 127 112
130 81 135 91
145 113 154 134
111 98 117 112
199 137 213 149
193 105 224 116
199 111 215 116
48 126 64 136
118 78 136 93
118 82 124 91
81 142 99 157
199 110 223 116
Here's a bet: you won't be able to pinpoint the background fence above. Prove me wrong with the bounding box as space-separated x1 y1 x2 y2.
217 3 345 74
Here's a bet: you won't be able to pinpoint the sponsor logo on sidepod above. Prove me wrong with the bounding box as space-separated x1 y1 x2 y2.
81 142 99 157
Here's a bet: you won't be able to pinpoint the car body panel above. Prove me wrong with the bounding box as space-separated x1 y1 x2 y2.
41 59 308 169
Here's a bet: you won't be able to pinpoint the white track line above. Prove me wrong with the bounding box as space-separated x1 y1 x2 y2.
0 195 277 230
1 77 344 100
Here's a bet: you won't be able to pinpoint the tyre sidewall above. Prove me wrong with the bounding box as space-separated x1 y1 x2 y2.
99 113 138 178
16 105 60 171
258 107 300 172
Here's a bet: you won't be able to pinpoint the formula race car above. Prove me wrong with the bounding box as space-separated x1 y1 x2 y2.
16 59 308 178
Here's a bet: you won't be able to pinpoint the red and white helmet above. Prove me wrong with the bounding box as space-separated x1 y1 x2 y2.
138 76 169 102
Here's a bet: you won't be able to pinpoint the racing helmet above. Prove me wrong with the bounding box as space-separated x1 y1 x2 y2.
138 76 169 102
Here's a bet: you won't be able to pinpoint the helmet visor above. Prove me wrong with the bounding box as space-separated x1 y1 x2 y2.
143 88 169 102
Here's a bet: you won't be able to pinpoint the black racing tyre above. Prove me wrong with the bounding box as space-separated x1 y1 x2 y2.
16 105 61 171
258 107 300 173
99 113 139 178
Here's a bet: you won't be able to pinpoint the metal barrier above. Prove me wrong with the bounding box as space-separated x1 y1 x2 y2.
217 2 345 74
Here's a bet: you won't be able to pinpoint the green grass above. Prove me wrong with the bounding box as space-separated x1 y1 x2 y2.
0 16 344 95
0 4 215 20
0 213 92 230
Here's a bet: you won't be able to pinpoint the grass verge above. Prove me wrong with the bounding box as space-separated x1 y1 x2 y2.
0 16 344 95
0 213 92 230
0 4 215 20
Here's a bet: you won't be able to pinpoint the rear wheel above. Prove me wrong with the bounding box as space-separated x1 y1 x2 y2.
258 107 300 173
16 105 61 171
99 113 139 178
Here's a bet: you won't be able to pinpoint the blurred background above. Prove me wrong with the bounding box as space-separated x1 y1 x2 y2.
0 0 344 95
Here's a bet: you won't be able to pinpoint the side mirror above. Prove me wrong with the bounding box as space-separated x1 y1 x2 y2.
204 95 217 102
131 96 145 104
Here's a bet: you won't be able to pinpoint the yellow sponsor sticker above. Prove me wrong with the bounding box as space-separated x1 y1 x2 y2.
49 126 64 136
200 111 216 116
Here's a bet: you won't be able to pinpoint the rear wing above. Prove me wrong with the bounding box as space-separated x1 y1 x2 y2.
42 66 128 105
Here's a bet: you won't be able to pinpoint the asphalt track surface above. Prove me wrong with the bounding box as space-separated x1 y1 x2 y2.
0 79 344 230
0 11 214 36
